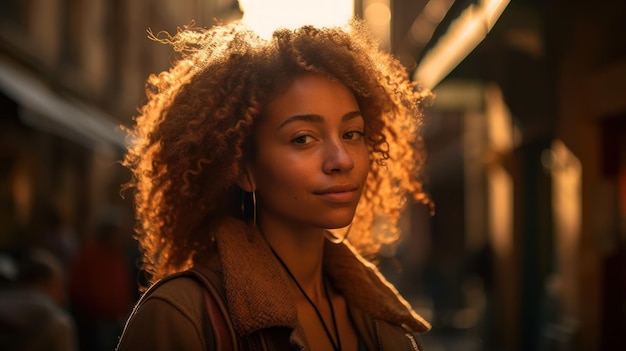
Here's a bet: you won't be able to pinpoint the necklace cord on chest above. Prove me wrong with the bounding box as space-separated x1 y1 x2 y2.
269 246 342 351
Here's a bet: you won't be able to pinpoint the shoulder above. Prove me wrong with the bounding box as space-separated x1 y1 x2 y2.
117 275 208 351
135 274 207 322
149 274 206 307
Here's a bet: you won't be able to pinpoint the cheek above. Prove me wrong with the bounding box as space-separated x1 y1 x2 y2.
253 152 303 193
355 146 371 176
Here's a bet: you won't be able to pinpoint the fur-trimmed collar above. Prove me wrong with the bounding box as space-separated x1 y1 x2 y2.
214 218 431 336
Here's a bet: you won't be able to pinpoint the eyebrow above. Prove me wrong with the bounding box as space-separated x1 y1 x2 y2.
278 110 363 130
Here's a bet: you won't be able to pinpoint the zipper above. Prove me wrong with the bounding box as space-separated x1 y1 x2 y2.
404 332 420 351
374 319 421 351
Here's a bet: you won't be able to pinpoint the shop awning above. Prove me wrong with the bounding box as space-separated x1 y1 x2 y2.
0 55 126 150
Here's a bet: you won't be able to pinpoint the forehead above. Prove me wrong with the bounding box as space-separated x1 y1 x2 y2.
262 74 359 123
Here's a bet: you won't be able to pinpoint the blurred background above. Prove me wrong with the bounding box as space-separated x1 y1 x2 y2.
0 0 624 350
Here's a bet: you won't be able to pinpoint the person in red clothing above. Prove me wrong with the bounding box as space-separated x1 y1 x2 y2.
69 219 133 351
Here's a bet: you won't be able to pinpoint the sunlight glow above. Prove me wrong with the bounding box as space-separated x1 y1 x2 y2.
364 2 391 26
239 0 354 39
363 0 391 49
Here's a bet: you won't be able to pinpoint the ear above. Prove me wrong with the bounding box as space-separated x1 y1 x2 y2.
235 165 256 192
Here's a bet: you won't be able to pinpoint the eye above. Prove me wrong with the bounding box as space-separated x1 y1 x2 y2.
292 134 312 145
343 130 364 141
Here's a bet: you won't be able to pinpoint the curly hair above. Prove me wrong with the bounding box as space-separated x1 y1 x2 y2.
123 19 432 285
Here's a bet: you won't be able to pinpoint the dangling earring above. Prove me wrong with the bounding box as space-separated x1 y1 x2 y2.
240 189 246 219
326 223 352 244
246 191 257 242
241 189 257 242
245 172 257 228
240 189 256 227
251 190 257 228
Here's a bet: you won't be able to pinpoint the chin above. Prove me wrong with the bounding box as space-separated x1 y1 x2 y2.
321 214 356 230
324 222 352 230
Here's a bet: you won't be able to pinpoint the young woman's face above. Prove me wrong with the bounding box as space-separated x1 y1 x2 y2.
249 74 370 232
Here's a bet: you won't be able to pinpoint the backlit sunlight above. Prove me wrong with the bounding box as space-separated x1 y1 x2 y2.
362 0 391 50
239 0 354 39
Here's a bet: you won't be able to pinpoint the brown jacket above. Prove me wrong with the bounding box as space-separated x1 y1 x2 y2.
117 218 430 350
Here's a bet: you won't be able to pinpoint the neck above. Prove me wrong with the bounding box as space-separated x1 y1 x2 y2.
268 238 343 351
259 219 326 300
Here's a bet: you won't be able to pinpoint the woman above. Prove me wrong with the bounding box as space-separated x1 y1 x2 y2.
117 19 432 351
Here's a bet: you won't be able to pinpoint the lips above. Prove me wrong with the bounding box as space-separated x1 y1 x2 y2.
314 184 359 203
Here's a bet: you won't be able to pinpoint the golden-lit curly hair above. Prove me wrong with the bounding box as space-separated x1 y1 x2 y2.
123 19 432 285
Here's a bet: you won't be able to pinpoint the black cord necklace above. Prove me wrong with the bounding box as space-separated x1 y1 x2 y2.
269 247 342 351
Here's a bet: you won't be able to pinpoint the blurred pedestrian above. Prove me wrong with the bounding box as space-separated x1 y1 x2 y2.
0 248 78 351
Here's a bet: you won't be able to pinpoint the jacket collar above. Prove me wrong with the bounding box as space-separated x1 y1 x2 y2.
214 218 431 336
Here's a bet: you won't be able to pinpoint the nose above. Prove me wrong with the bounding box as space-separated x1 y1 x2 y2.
322 138 354 174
